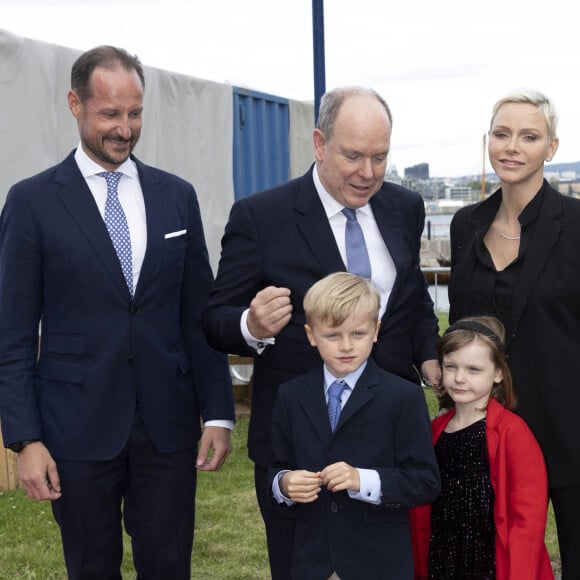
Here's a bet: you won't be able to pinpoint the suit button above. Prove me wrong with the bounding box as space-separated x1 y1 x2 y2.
128 354 135 363
330 502 339 513
131 307 141 315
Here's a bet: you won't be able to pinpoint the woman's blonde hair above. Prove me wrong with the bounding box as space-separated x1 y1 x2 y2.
491 88 558 142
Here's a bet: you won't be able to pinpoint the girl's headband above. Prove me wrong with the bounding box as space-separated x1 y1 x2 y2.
444 320 504 350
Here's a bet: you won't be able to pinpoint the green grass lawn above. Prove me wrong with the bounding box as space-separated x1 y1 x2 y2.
0 421 269 580
0 311 560 577
0 412 561 578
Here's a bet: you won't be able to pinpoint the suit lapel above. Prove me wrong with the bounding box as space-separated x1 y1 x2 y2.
452 194 499 318
511 185 562 336
298 362 379 439
298 369 334 444
369 191 409 313
334 362 377 433
132 160 165 300
54 154 132 301
292 174 415 288
293 170 348 274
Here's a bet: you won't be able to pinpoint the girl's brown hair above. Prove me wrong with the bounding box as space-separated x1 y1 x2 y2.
437 316 517 411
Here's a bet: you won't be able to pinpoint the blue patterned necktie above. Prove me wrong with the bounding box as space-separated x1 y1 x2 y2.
327 380 348 432
99 171 133 295
342 207 372 279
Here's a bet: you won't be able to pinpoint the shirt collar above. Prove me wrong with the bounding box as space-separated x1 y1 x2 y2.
313 164 372 219
517 180 545 230
474 179 546 233
324 360 367 393
74 143 138 180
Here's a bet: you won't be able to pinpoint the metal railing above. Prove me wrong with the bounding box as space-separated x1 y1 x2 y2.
421 266 450 312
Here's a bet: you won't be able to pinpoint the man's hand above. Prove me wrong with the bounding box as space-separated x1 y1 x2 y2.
247 286 292 339
196 426 232 471
420 358 442 391
280 470 322 503
16 441 62 501
321 461 360 493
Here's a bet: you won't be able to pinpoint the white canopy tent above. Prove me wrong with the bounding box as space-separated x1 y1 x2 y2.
0 29 314 270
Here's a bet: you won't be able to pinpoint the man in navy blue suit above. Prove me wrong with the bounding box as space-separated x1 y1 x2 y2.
0 46 234 579
203 86 440 579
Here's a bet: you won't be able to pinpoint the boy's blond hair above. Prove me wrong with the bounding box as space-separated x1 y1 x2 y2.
303 272 380 327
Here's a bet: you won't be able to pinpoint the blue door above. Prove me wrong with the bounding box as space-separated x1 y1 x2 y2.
233 87 290 200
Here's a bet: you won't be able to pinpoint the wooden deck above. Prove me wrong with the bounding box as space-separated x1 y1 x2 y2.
0 429 18 491
229 354 253 418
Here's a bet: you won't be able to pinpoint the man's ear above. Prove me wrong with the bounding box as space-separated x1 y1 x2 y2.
312 128 327 162
67 90 82 119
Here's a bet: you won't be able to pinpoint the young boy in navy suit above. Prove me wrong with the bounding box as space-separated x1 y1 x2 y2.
268 272 440 580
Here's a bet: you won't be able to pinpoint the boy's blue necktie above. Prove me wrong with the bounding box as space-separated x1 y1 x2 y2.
327 380 348 432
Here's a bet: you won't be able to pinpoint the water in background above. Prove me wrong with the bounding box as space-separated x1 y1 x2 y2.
423 214 452 313
423 214 453 240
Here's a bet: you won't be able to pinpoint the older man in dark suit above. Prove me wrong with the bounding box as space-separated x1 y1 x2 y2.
203 86 440 579
0 46 234 579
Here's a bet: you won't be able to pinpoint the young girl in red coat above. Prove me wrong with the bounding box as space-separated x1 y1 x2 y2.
411 316 554 579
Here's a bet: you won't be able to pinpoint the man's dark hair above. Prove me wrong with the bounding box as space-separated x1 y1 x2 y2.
71 45 145 101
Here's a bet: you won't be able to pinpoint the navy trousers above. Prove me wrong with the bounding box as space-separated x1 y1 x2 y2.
254 464 295 580
51 413 197 580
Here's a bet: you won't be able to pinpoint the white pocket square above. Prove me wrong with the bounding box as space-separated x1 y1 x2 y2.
164 229 187 239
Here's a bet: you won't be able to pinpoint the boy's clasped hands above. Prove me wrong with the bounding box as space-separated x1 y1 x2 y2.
280 462 360 503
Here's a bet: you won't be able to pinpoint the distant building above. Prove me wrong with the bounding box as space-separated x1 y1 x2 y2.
401 178 445 200
404 163 429 180
446 185 475 202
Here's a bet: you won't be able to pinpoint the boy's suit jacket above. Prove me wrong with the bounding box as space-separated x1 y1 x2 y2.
0 150 234 460
268 358 440 580
204 166 439 468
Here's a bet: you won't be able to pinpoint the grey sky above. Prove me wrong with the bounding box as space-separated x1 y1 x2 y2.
1 0 576 177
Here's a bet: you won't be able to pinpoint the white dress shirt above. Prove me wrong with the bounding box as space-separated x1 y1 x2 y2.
312 165 396 318
74 145 147 290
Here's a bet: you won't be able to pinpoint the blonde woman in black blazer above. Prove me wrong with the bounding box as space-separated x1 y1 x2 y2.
449 88 580 578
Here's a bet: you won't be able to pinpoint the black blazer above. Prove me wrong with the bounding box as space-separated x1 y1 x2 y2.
267 359 440 580
203 166 439 467
449 181 580 487
0 151 234 459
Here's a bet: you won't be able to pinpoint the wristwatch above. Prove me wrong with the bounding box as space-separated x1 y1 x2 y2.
7 440 39 453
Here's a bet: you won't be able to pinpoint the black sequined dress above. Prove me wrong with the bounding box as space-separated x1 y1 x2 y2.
428 418 496 579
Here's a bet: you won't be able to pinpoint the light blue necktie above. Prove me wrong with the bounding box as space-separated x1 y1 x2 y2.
99 171 133 295
342 207 372 279
327 380 348 432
